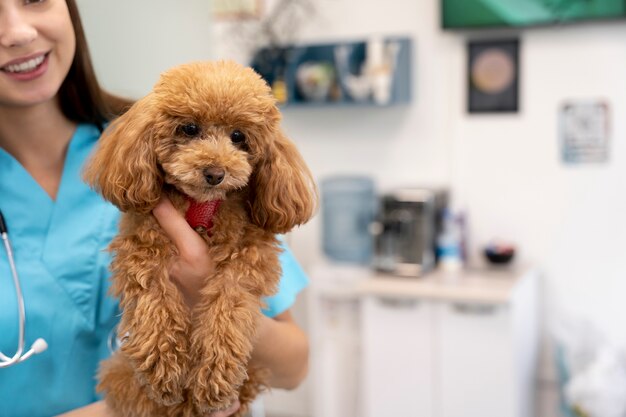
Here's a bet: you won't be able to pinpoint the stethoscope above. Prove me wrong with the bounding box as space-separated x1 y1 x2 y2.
0 209 48 368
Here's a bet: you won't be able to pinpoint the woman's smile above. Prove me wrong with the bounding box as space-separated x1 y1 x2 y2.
0 51 50 81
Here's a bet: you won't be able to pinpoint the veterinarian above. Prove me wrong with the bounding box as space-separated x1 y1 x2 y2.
0 1 310 416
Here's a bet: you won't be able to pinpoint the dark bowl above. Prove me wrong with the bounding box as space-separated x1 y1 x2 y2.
484 248 515 265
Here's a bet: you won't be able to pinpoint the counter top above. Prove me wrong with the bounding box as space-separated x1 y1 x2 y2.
310 264 537 305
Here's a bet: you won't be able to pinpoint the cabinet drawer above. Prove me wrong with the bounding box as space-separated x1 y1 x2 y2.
437 302 516 417
361 296 434 417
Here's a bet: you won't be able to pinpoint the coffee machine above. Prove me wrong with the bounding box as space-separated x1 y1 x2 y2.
372 188 448 277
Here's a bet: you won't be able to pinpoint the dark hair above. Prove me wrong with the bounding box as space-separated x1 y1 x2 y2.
59 0 133 130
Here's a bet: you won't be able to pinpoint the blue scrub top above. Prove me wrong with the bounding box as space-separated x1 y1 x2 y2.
0 124 308 417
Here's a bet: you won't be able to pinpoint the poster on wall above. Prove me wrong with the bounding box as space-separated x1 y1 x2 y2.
467 39 519 113
560 100 610 165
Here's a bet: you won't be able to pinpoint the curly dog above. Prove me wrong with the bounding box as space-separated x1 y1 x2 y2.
84 60 317 417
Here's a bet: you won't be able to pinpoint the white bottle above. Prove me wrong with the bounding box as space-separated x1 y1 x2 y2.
437 210 463 272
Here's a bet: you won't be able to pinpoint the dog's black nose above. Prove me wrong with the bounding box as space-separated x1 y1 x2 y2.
204 167 225 186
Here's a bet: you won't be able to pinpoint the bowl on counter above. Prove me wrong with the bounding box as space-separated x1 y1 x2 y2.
484 242 515 265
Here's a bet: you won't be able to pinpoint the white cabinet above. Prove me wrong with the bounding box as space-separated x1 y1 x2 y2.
309 266 539 417
308 278 363 417
437 302 515 417
361 297 434 417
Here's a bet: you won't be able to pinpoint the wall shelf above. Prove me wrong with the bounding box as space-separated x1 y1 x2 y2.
250 36 413 107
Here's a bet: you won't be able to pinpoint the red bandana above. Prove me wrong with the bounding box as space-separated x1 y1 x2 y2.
184 198 222 234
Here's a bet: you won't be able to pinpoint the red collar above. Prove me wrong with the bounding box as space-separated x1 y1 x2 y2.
185 197 222 234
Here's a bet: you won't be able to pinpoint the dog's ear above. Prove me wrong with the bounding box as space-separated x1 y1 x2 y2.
84 94 162 213
250 127 318 234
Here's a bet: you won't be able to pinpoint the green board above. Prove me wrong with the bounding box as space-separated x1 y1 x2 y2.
442 0 626 29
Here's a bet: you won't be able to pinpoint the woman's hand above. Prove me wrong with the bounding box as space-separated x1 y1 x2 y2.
152 195 215 309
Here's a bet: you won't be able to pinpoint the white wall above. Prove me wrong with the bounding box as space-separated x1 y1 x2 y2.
450 23 626 340
218 1 626 416
77 0 213 99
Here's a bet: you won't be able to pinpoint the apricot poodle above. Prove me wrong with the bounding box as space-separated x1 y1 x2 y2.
84 60 317 417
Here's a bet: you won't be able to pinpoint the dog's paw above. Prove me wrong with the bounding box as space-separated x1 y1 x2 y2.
142 379 185 407
127 350 188 406
121 328 190 406
188 361 246 412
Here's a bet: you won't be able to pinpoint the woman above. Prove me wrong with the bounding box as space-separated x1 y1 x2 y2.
0 0 309 416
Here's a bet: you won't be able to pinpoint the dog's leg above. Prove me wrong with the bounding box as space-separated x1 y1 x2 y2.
186 268 262 414
232 366 270 417
111 240 191 407
98 352 170 417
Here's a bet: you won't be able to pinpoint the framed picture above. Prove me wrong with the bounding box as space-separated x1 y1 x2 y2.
467 39 519 113
560 100 610 164
212 0 262 20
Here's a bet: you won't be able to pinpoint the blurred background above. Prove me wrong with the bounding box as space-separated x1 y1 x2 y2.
76 0 626 416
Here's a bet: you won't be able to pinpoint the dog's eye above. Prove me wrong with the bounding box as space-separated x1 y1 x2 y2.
180 123 201 137
230 130 246 144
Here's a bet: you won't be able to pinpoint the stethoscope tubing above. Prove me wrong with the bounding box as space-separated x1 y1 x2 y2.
0 209 48 368
0 229 26 367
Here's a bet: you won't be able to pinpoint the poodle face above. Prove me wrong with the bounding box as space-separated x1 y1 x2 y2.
153 108 255 203
151 62 279 202
86 61 316 233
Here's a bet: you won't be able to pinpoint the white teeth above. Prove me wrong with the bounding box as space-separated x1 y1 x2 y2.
3 55 45 73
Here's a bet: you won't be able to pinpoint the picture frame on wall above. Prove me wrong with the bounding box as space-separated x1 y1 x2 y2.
467 39 519 113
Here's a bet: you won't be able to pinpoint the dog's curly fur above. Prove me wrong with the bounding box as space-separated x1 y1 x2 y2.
84 60 317 417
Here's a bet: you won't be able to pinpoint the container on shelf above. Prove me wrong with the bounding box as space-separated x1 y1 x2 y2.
321 176 377 265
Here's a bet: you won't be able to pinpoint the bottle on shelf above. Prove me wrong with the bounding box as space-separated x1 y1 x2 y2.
436 209 463 272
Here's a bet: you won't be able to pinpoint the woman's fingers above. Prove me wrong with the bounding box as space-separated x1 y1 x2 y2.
152 195 215 309
152 196 193 250
152 195 205 259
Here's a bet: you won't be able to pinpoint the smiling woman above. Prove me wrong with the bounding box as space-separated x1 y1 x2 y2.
0 1 311 417
0 0 76 107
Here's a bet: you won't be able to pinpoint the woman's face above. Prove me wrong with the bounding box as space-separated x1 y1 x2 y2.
0 0 76 108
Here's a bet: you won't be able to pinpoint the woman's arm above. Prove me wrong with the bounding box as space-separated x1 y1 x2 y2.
251 310 309 389
57 401 112 417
